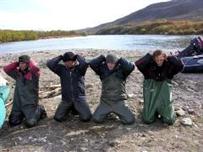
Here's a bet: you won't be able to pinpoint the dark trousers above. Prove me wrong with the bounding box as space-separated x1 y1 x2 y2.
54 100 92 122
9 104 46 128
93 100 135 125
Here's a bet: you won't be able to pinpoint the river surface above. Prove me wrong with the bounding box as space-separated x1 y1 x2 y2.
0 35 199 54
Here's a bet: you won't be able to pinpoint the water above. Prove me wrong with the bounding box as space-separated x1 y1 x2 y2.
0 35 199 54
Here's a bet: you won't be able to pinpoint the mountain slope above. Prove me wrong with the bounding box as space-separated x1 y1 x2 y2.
86 0 203 34
114 0 203 25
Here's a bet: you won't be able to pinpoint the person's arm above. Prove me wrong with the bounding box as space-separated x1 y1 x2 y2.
89 55 105 75
76 55 88 76
167 56 184 75
118 58 135 77
135 53 152 75
31 69 40 103
29 60 40 77
46 55 63 76
3 62 19 80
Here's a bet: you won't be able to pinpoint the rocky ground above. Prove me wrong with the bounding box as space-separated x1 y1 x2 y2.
0 49 202 152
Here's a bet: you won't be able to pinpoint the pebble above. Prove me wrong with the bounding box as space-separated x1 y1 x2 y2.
181 117 193 126
188 108 195 115
139 99 144 104
176 108 186 116
86 84 94 89
127 93 136 98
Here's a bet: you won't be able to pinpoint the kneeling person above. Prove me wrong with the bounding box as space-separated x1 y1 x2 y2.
90 54 135 125
3 55 46 128
47 52 91 122
135 50 184 125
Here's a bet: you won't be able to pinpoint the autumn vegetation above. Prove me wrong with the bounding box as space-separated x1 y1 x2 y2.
0 30 86 43
96 20 203 35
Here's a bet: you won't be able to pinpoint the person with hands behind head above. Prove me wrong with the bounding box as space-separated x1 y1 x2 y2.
89 54 135 125
3 55 47 128
47 52 91 122
135 50 184 125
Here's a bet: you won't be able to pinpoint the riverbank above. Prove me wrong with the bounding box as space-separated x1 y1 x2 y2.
0 30 86 43
0 50 202 152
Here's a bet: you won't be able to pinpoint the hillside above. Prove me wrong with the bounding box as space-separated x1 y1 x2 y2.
85 0 203 34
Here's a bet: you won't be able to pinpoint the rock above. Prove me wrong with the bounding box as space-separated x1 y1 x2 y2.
139 99 144 104
81 147 88 151
108 140 120 147
108 141 116 147
127 93 136 98
181 118 193 126
188 108 195 115
86 84 94 89
53 95 62 102
39 87 61 99
17 137 22 141
176 108 186 116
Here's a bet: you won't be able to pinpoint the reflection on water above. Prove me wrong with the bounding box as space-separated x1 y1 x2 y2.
0 35 199 53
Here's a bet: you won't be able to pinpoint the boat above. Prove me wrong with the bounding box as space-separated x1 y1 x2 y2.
181 55 203 73
0 75 10 128
0 85 10 128
176 37 203 73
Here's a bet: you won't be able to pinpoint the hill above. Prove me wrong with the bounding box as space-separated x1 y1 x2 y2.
85 0 203 35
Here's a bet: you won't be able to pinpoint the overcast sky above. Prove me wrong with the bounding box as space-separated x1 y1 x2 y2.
0 0 169 31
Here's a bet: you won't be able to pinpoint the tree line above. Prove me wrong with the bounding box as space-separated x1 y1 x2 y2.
0 30 86 43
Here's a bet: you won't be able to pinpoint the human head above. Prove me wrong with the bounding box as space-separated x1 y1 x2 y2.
18 55 30 71
106 54 118 70
152 50 166 67
62 52 77 68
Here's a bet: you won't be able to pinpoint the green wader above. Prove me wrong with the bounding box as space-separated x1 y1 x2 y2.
142 79 176 125
93 73 135 124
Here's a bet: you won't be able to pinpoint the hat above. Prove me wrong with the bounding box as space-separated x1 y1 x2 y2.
63 52 77 62
106 54 118 64
18 55 30 63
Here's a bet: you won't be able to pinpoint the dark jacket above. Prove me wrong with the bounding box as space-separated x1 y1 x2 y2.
47 55 88 102
135 53 184 81
3 61 40 107
89 55 134 80
89 55 134 102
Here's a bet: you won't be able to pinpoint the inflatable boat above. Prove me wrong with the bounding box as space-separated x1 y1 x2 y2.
181 55 203 73
0 75 10 128
176 37 203 73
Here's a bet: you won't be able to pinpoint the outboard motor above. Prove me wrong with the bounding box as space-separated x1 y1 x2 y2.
177 37 203 58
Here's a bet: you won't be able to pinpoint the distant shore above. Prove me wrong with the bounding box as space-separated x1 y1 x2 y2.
0 30 86 43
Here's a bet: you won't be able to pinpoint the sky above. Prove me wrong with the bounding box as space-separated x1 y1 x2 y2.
0 0 170 31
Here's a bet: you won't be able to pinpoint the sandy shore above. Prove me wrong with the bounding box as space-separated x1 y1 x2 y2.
0 49 203 152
